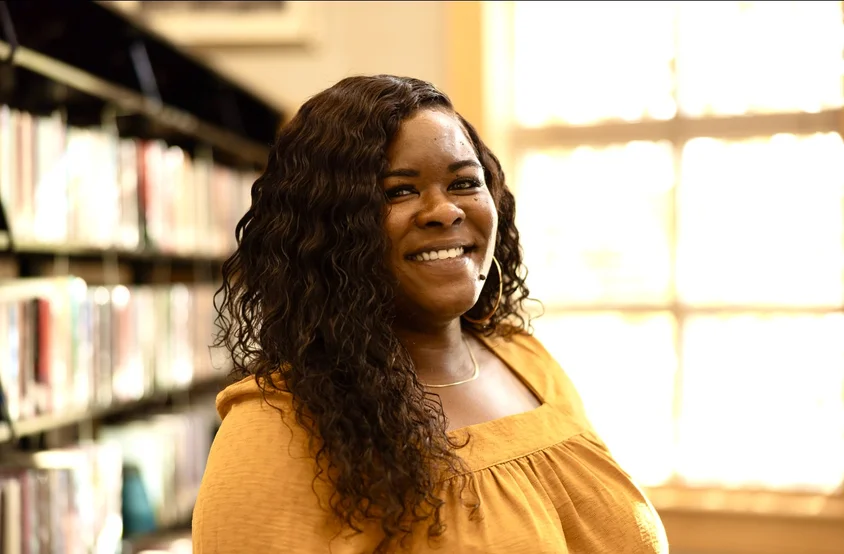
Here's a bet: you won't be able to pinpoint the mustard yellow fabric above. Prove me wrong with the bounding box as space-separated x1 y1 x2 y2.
193 332 669 553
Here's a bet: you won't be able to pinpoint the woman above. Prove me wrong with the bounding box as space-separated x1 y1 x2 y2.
193 75 668 553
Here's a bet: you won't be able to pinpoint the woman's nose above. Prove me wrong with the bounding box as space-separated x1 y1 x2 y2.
415 190 465 228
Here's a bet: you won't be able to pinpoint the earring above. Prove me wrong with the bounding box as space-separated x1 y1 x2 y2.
463 256 502 326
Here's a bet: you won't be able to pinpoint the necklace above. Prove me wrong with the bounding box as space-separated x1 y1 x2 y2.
419 334 480 388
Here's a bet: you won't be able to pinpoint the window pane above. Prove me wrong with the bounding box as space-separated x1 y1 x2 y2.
517 142 675 306
677 133 844 307
676 1 844 116
513 1 676 127
678 314 844 493
533 312 677 487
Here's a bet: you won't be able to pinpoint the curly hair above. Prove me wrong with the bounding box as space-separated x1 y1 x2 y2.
214 75 532 551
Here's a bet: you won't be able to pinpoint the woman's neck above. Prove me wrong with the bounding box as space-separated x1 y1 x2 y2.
393 318 474 386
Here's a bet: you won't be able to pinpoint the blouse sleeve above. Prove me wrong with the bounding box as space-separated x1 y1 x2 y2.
192 394 348 553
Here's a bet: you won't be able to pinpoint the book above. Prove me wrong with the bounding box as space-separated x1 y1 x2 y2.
0 442 124 554
0 406 220 553
0 104 257 256
100 404 219 538
0 277 225 425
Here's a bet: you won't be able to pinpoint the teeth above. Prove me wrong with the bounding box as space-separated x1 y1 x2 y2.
413 247 464 262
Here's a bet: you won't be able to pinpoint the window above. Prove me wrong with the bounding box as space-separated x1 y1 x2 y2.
508 1 844 494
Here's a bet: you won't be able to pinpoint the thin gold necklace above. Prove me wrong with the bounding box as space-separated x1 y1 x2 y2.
420 334 480 388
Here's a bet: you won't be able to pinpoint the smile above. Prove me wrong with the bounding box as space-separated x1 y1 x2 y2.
407 246 475 263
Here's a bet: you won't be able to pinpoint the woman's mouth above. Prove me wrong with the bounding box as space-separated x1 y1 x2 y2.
407 246 476 262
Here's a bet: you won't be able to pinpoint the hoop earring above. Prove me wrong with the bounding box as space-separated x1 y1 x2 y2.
463 256 502 326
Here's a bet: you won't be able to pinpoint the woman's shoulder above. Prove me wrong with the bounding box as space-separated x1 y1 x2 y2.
210 374 317 480
195 375 351 552
200 372 326 511
482 326 589 420
479 326 563 376
495 327 558 361
213 373 311 454
215 373 294 418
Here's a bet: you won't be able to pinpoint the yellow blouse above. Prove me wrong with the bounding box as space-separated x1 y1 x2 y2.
192 332 669 553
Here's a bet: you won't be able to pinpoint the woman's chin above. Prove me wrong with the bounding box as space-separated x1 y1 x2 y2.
424 297 482 322
395 289 481 325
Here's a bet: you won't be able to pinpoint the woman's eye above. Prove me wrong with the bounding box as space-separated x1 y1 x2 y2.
385 185 416 199
450 178 483 191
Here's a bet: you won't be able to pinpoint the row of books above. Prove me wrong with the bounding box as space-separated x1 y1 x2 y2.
105 406 218 538
0 277 226 424
0 405 219 554
0 443 123 554
0 104 257 256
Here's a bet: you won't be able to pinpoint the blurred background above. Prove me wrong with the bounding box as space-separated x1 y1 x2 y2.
0 1 841 553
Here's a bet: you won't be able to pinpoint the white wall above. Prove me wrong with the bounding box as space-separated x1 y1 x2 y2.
191 1 448 114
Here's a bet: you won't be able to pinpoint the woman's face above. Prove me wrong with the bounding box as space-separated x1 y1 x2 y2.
382 108 498 324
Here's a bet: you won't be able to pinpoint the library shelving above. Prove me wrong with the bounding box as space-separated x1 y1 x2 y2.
0 2 284 552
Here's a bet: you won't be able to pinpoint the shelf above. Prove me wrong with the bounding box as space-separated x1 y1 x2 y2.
0 39 269 167
0 375 226 443
647 485 844 521
647 484 844 554
1 2 284 167
122 517 193 554
658 509 844 554
5 243 229 267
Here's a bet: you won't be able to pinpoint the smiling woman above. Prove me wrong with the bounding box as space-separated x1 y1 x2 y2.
191 75 668 554
382 109 497 327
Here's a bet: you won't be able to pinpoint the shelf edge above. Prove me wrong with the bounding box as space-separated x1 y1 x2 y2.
0 40 270 167
1 376 226 442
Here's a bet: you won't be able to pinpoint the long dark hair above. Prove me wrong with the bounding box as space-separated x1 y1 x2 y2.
214 75 531 551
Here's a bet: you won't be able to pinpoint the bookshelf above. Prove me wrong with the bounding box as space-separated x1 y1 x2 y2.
0 375 225 443
0 1 281 165
0 2 282 552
